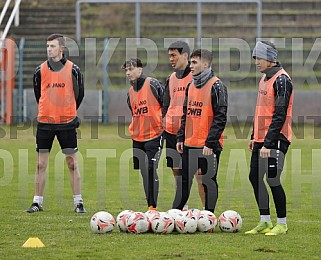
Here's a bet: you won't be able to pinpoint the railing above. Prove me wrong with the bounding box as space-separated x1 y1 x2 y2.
0 0 22 41
75 0 262 44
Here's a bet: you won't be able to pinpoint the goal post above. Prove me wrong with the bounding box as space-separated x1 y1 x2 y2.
0 38 15 125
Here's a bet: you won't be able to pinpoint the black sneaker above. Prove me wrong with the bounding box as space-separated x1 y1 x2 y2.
75 203 86 213
26 203 43 213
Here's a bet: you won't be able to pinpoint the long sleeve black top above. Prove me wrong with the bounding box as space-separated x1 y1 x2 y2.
177 70 228 151
33 55 84 129
251 63 293 148
33 55 84 109
127 74 164 113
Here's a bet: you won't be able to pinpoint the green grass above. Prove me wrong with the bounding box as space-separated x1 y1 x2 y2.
0 124 321 259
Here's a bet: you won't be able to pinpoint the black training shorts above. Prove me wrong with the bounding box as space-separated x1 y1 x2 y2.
164 131 181 169
36 128 78 154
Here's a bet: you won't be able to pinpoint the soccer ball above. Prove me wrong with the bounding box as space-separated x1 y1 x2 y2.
116 210 134 232
145 209 160 222
197 210 217 232
150 212 175 234
175 211 198 234
189 208 201 219
167 209 182 220
218 210 242 233
90 211 115 234
126 212 150 234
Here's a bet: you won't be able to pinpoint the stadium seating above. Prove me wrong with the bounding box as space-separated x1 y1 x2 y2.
1 0 321 89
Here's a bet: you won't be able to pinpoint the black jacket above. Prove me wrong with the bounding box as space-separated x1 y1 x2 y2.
127 74 164 113
162 64 191 118
177 70 228 151
33 55 84 129
251 63 293 148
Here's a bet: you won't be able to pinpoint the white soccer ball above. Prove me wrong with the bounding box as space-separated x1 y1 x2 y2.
167 209 182 220
175 212 198 234
145 209 160 222
126 212 150 234
197 210 217 233
90 211 115 234
187 209 201 219
151 212 175 234
116 210 134 232
218 210 242 233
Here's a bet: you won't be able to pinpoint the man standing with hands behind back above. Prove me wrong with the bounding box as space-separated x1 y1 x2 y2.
172 49 228 213
163 41 205 210
122 58 164 211
26 33 86 213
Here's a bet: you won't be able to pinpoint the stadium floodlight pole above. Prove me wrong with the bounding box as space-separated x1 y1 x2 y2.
257 0 262 40
197 1 202 47
103 38 109 124
76 0 262 43
18 37 25 124
136 2 140 45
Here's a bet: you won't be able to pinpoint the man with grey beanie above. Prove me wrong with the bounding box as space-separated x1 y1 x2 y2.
245 41 293 236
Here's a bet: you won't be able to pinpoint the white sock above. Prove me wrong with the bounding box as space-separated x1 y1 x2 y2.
182 204 188 210
260 215 271 222
33 196 43 206
277 217 287 225
73 194 83 205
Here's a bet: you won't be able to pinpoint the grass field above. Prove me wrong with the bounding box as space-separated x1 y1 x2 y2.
0 123 321 259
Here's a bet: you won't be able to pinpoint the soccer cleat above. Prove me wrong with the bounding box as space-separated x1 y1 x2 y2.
245 221 273 234
26 203 43 213
265 224 288 236
148 206 157 211
75 203 87 213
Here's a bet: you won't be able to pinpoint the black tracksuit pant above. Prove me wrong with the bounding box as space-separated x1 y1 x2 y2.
249 140 289 218
133 135 163 208
172 145 221 213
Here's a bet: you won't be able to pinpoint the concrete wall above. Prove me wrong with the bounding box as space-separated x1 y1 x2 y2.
107 89 131 123
19 89 321 124
227 90 321 124
106 89 321 124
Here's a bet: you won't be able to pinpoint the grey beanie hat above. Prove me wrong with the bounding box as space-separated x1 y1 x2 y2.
252 41 278 62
